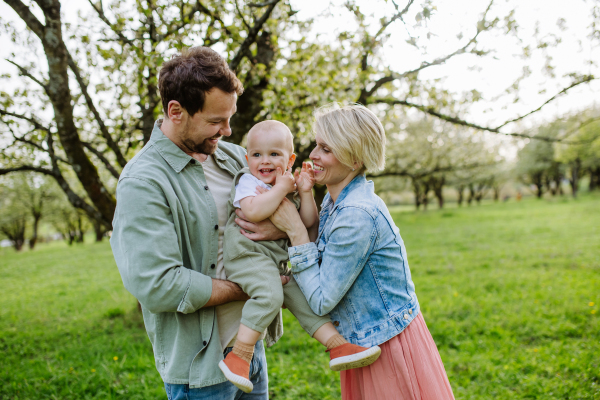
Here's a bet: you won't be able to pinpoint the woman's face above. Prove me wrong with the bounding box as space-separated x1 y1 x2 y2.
309 133 353 186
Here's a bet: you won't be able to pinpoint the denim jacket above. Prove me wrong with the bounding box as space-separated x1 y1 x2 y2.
288 175 419 347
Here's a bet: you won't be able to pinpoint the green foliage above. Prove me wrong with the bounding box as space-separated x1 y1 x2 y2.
2 195 599 398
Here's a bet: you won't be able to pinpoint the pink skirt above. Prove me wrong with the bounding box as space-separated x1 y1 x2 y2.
340 313 455 400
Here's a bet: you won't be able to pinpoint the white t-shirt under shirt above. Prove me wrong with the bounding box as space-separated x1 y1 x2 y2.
200 155 253 351
233 173 271 208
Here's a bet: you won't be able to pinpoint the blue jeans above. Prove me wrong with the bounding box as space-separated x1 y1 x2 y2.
164 341 268 400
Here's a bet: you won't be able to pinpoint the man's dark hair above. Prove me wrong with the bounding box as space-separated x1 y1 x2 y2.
158 47 243 117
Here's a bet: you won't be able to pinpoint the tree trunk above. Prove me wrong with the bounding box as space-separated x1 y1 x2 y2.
456 185 464 206
93 219 107 242
467 184 475 206
77 214 85 243
29 213 41 250
589 167 600 191
412 179 422 210
532 172 544 198
229 30 275 146
5 0 116 229
569 158 581 198
2 215 27 251
432 176 445 209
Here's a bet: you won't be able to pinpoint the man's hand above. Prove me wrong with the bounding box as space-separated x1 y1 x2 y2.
235 208 288 241
294 162 315 193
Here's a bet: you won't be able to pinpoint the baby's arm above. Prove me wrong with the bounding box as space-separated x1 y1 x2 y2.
239 168 296 223
295 162 319 238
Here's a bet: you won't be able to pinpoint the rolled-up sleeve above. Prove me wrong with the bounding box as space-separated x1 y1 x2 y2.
110 177 213 314
288 207 376 316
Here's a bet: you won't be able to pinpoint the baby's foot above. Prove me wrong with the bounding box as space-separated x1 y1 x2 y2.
219 352 253 393
327 343 382 371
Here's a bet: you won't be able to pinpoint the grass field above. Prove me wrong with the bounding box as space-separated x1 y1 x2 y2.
1 194 599 399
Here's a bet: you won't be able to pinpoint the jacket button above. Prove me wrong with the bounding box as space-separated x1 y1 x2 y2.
203 341 207 346
333 321 340 326
409 309 412 314
403 314 409 320
210 264 215 269
214 225 218 230
204 185 209 190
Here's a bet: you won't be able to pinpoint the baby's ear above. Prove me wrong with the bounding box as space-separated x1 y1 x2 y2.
287 153 297 168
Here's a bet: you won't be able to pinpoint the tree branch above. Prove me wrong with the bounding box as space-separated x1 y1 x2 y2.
3 0 45 38
0 109 51 132
0 165 54 176
361 1 493 103
229 0 281 71
66 53 128 167
374 0 414 39
234 0 252 31
87 0 135 45
81 141 121 179
6 59 49 92
248 0 278 6
495 75 596 129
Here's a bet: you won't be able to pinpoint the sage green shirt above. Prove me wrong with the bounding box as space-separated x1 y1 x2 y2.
110 120 251 388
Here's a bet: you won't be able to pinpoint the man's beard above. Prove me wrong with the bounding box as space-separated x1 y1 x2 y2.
181 120 221 154
185 134 221 155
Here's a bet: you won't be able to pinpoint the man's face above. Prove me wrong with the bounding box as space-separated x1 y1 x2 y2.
179 88 237 155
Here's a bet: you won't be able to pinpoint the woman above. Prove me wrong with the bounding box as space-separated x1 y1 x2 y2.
269 104 455 400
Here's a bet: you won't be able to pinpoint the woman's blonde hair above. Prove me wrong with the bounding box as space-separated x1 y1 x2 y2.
313 103 386 172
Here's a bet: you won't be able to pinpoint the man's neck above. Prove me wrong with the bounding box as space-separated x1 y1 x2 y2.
160 118 209 163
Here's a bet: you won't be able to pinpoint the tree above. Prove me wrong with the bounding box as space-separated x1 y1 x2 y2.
1 0 598 223
1 0 294 229
555 109 600 196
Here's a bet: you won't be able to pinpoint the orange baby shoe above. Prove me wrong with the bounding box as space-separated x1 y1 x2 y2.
218 352 253 393
328 343 382 371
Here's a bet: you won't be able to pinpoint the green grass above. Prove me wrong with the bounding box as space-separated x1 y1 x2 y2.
1 194 599 399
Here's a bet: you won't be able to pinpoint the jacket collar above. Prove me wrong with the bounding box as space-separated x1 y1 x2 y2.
150 119 229 173
322 174 367 214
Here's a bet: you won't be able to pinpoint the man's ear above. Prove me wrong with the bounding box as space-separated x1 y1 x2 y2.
168 100 184 124
287 153 297 169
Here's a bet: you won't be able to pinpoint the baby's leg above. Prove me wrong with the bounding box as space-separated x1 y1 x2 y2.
282 277 337 345
220 252 284 392
283 277 382 371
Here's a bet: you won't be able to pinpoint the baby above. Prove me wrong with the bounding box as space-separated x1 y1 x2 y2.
218 120 381 393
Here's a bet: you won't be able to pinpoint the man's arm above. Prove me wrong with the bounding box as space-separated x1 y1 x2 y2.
111 177 226 314
235 208 288 241
203 279 249 307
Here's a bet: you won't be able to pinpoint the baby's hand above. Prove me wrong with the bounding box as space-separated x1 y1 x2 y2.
274 167 296 194
294 162 315 193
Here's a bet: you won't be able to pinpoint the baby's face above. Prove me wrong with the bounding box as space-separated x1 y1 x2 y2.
246 128 295 185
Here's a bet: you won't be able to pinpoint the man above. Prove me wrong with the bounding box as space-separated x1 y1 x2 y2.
110 46 287 399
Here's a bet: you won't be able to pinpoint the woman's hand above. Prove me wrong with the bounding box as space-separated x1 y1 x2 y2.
269 198 310 246
294 162 315 193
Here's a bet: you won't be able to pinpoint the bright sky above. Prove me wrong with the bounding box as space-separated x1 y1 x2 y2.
1 0 598 137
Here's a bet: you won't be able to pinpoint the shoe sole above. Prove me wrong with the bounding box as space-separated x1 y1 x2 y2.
329 345 382 372
218 360 253 393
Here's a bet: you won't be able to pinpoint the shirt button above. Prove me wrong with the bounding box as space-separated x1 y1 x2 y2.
214 224 218 230
210 264 215 269
333 321 340 326
409 309 413 314
203 341 207 346
403 314 409 320
204 185 209 190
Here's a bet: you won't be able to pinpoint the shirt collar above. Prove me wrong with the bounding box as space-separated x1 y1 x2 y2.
150 119 229 173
